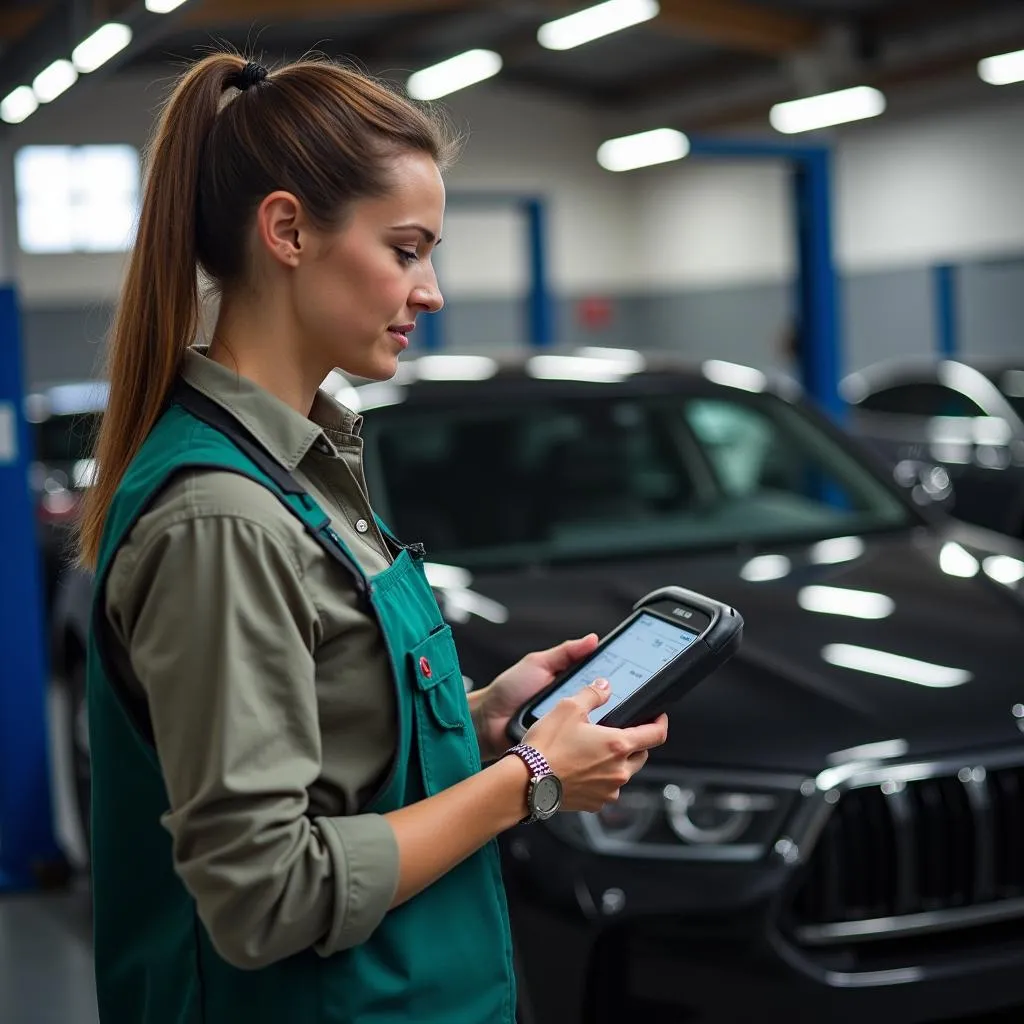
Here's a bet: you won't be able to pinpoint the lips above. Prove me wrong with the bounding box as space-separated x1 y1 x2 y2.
388 323 416 341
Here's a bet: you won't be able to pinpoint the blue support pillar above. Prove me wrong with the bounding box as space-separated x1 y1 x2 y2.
0 285 64 891
523 198 554 348
417 309 445 351
933 263 958 357
792 149 844 421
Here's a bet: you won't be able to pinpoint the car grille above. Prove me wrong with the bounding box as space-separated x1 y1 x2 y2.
790 759 1024 946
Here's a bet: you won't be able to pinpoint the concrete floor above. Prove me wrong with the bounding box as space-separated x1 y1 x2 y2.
0 885 99 1024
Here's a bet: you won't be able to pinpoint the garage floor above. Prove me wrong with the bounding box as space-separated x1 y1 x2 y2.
0 886 99 1024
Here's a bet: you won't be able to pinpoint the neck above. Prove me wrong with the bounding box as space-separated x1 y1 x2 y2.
208 294 326 415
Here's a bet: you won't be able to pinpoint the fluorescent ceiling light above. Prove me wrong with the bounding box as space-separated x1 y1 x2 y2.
407 49 502 101
701 359 767 393
575 347 646 373
979 49 1024 86
33 60 78 104
1000 369 1024 397
145 0 190 12
822 644 972 688
597 127 689 172
354 382 405 411
826 738 908 767
413 355 498 381
423 562 473 590
538 0 659 51
798 585 895 620
939 541 979 579
740 554 791 583
809 536 865 565
1 86 38 125
72 22 132 73
770 86 886 134
983 555 1024 586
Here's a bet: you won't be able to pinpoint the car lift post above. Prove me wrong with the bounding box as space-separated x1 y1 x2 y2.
0 141 65 890
933 263 958 357
682 138 846 421
416 193 554 352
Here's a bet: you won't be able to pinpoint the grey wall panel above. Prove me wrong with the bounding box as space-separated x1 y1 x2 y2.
21 304 113 385
841 268 935 373
959 260 1024 359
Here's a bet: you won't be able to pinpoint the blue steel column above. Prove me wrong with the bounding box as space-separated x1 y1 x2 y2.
792 148 844 420
0 141 64 890
933 263 958 357
523 198 554 348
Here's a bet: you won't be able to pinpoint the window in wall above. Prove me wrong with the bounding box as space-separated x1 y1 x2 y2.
14 144 140 254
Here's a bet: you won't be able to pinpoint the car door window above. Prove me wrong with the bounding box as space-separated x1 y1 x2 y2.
859 384 984 418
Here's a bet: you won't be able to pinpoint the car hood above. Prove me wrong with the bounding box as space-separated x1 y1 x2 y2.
447 524 1024 775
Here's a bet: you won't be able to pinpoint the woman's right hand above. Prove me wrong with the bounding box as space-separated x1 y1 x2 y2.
521 679 669 812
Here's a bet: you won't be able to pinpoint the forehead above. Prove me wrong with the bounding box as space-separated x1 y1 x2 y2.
371 150 445 221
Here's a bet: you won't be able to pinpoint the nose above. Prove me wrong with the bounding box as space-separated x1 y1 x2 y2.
411 267 444 314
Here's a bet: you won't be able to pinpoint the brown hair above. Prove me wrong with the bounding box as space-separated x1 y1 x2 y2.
78 54 457 568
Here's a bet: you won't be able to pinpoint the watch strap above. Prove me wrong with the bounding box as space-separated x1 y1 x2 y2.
503 743 553 780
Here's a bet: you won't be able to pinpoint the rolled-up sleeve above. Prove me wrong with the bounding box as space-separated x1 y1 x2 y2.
105 509 400 970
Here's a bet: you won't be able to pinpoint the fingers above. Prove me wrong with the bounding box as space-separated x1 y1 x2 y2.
620 713 669 753
567 677 610 716
540 634 599 673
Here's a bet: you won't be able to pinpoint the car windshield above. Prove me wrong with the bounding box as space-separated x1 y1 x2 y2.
362 388 912 569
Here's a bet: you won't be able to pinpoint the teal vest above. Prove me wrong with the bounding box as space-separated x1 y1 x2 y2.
87 384 516 1023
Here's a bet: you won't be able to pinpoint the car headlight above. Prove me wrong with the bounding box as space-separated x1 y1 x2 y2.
548 770 803 862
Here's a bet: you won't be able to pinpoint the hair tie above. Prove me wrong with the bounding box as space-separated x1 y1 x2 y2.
229 61 268 92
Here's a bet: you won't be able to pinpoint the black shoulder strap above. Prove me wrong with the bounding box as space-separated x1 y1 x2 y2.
171 380 369 598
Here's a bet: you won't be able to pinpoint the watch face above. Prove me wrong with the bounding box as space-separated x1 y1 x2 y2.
533 775 562 816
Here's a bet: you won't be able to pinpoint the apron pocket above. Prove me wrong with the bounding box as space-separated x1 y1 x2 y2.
408 625 477 795
409 626 466 731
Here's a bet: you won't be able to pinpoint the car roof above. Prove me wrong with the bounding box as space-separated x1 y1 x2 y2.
30 351 805 417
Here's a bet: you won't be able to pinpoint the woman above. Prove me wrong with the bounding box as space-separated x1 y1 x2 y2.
78 54 668 1024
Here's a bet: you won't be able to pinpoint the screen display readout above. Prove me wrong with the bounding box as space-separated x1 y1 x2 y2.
531 612 701 724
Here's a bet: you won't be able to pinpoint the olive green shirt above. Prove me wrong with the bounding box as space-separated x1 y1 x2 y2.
104 348 403 970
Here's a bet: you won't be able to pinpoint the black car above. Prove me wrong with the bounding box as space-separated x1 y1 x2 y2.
25 380 107 607
52 351 1024 1023
842 357 1024 541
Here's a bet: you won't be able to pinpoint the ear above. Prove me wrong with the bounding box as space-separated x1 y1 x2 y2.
254 190 308 268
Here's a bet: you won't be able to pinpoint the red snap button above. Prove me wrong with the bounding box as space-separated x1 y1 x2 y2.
419 656 432 678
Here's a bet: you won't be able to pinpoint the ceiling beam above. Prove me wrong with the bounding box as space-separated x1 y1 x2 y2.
182 0 466 27
655 0 822 55
0 4 49 42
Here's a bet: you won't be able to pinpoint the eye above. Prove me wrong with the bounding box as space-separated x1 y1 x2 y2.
394 246 419 265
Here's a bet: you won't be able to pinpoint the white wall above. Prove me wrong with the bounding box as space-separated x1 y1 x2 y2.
10 68 1024 307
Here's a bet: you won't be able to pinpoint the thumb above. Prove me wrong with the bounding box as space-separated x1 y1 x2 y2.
574 677 611 714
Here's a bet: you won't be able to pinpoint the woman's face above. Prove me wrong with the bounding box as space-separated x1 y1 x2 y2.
292 150 446 382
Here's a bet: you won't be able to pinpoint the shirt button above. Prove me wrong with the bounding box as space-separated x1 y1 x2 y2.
355 518 369 534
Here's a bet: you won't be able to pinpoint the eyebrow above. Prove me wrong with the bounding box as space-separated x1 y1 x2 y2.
392 223 441 245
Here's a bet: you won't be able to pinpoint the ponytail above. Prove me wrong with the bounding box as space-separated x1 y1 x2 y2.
78 55 247 568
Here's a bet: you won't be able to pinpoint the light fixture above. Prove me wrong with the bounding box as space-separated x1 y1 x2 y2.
597 127 689 172
406 49 502 101
798 585 895 620
1 86 38 125
825 738 908 767
769 86 886 134
822 644 972 688
145 0 190 12
33 60 78 104
538 0 659 51
72 22 132 73
575 346 646 373
701 359 767 393
979 49 1024 86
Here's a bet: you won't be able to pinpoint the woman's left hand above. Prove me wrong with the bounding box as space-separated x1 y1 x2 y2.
471 634 600 762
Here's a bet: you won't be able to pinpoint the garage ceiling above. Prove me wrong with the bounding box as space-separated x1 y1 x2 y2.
2 0 1023 132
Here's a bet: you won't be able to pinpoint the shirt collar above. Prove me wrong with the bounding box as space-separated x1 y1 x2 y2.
180 348 363 471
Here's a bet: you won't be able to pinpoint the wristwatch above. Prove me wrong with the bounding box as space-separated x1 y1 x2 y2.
503 744 563 824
